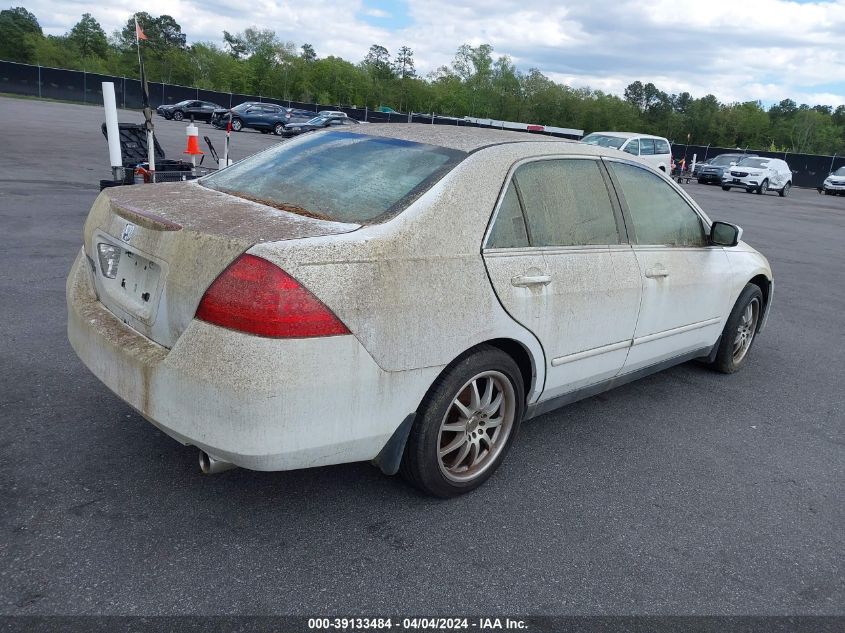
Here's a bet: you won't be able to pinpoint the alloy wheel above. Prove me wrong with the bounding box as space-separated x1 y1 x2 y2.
436 370 516 483
732 298 760 363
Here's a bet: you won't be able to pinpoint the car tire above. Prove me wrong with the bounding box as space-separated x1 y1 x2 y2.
756 179 768 195
698 178 706 184
746 187 755 193
710 284 764 374
274 123 285 136
400 345 525 498
231 118 243 132
779 182 791 197
172 110 184 121
722 185 731 191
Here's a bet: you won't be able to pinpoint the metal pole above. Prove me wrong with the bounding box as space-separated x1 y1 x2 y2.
704 143 710 162
830 153 837 175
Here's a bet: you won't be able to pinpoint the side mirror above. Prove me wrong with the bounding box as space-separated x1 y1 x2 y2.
710 221 742 247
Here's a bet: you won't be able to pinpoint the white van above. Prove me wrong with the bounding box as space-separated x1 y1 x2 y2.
581 132 672 173
721 157 793 196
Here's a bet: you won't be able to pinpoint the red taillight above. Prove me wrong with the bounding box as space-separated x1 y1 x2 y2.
195 254 350 338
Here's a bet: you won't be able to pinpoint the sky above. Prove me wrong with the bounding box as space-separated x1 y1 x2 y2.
26 0 845 107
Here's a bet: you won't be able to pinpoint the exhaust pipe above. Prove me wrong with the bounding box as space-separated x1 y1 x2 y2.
198 450 236 475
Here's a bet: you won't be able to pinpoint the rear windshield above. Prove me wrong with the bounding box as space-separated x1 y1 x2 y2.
201 131 465 223
581 134 626 149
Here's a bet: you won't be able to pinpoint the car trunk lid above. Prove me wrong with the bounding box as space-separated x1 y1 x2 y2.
83 181 360 348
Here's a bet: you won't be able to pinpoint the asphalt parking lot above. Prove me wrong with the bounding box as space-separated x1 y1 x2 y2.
0 95 842 616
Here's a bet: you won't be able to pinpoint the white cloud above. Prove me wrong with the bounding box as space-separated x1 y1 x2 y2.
27 0 845 106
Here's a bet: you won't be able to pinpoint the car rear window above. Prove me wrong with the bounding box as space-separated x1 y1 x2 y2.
201 131 466 223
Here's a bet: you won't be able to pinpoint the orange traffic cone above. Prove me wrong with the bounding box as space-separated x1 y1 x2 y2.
183 123 204 156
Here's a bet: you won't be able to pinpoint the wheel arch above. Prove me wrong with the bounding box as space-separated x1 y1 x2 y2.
748 273 773 331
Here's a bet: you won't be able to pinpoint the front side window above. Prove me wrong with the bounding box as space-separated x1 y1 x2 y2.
608 161 705 247
512 159 620 247
623 139 639 155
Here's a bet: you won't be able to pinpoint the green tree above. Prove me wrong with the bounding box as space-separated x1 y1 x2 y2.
68 13 108 59
0 7 42 62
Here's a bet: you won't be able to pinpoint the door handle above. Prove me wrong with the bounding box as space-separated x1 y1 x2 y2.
511 273 552 287
644 266 669 279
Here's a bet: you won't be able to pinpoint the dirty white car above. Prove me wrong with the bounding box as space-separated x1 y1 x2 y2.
67 125 773 497
721 156 793 196
580 131 673 173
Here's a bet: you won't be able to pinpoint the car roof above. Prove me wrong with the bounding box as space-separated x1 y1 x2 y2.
340 123 571 152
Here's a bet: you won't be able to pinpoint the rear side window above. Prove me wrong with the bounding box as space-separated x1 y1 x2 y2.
512 159 620 247
639 139 655 156
654 139 670 154
202 131 465 223
608 161 705 247
486 183 529 249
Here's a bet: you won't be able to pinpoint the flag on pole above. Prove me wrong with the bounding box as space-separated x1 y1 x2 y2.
135 16 148 42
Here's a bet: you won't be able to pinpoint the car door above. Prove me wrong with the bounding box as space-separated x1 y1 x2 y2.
482 157 642 400
605 159 733 372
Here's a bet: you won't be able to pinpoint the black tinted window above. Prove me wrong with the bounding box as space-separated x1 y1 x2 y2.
487 183 529 249
514 159 620 247
608 161 705 247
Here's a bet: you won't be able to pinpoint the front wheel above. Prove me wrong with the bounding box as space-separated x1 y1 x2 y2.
756 179 768 195
172 110 184 121
274 122 285 135
710 284 764 374
400 346 524 497
231 118 243 132
779 182 791 197
722 185 731 191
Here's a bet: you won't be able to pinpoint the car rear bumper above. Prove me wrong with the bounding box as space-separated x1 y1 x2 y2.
67 248 431 472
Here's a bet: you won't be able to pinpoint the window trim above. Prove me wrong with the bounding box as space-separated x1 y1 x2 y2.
602 157 714 248
482 155 630 252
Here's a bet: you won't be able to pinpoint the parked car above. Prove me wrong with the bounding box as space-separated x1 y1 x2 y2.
282 114 359 137
721 156 792 196
581 132 673 173
216 103 314 135
822 166 845 195
156 100 224 122
694 153 756 184
67 125 772 497
317 110 348 119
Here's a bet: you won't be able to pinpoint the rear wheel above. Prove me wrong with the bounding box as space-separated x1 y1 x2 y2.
172 110 184 121
779 182 791 197
231 118 243 132
400 346 524 497
710 284 763 374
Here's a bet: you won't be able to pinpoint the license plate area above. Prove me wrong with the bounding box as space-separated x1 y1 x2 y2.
93 231 165 324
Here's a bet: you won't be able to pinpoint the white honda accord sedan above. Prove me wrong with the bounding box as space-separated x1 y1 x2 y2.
67 125 773 497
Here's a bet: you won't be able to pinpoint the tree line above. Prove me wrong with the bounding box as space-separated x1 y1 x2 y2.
2 7 844 154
